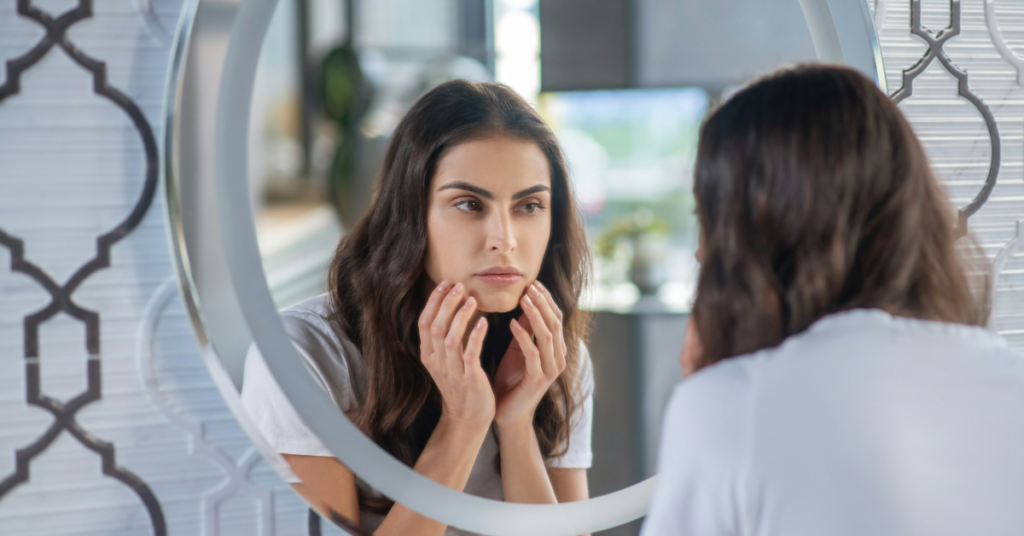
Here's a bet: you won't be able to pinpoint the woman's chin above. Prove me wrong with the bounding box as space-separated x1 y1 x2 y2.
473 292 522 315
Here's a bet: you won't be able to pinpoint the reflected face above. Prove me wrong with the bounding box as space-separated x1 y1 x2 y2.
424 136 553 313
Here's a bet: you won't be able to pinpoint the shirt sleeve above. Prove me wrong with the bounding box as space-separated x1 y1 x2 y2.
547 343 595 469
239 300 363 473
640 360 751 536
239 341 334 460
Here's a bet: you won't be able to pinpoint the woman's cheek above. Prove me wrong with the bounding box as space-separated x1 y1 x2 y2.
526 219 552 274
424 215 459 285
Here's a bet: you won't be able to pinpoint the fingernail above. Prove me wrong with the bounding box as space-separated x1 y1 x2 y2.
536 280 546 291
522 295 533 307
510 318 520 330
451 282 463 294
476 318 486 329
436 281 449 292
529 283 540 296
463 297 475 309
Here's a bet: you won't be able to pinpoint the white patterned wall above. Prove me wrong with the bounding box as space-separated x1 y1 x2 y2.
873 0 1024 346
1 1 1023 535
0 1 343 534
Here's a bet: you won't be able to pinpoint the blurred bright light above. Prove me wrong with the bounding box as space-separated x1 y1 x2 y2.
495 7 540 102
500 0 537 11
496 11 540 57
496 56 540 102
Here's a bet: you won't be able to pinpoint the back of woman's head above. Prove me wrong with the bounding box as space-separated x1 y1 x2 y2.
692 65 988 370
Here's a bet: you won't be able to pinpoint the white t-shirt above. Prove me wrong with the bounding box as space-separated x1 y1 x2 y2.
240 294 594 535
642 309 1024 536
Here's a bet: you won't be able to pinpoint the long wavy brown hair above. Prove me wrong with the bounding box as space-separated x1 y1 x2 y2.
327 80 590 511
691 65 989 371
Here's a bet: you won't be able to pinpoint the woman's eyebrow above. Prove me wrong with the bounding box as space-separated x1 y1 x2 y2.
437 181 493 199
512 185 551 199
437 182 551 200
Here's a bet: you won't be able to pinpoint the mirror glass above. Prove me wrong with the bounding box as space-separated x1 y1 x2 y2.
169 0 879 534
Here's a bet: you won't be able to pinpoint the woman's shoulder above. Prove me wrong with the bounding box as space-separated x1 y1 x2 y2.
278 294 361 356
670 357 753 410
682 308 1024 409
257 293 367 408
726 308 1019 371
803 308 1011 349
660 358 753 472
278 294 340 337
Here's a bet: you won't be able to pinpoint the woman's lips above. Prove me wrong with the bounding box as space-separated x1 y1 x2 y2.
475 273 522 285
475 268 522 286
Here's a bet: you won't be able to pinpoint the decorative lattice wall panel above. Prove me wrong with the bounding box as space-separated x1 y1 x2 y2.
1 1 1022 535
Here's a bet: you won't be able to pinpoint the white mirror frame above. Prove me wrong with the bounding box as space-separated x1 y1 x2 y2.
165 0 885 534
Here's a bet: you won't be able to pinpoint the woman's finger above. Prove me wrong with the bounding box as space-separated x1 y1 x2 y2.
526 284 565 371
534 281 568 357
533 281 563 322
444 296 478 376
418 280 451 364
527 283 561 343
431 282 465 376
463 316 488 373
517 311 532 336
511 317 543 380
521 293 557 378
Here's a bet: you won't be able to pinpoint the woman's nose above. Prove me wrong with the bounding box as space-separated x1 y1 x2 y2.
486 211 516 253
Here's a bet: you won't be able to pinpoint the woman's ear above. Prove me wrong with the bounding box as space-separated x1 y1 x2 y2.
680 318 703 378
695 226 706 264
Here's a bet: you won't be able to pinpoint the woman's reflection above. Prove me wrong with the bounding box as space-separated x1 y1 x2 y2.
241 80 594 536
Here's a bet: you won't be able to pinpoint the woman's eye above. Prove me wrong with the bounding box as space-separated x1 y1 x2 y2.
454 199 481 212
519 202 544 214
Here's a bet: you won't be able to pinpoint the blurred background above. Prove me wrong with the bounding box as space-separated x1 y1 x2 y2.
250 0 818 314
245 2 817 533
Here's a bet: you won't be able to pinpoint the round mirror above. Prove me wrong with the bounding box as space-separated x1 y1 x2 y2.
165 0 884 534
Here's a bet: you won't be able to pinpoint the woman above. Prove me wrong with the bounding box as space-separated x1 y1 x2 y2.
643 65 1024 535
241 80 594 536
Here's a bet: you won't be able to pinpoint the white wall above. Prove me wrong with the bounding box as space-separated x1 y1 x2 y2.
876 0 1024 347
0 1 1022 535
0 1 342 534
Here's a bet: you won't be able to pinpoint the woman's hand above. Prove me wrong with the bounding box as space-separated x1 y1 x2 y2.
418 280 495 433
493 281 568 430
373 281 497 536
